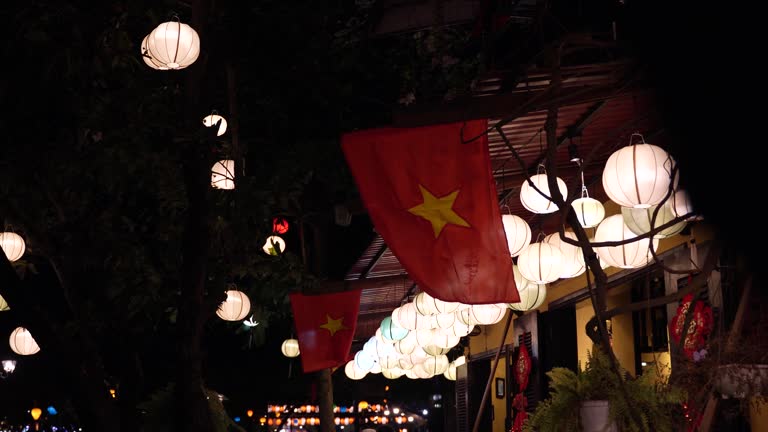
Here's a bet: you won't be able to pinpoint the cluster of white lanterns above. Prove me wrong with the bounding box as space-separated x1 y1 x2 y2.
345 292 510 381
141 19 200 70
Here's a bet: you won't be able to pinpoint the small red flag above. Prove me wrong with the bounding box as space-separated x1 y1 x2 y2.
289 289 362 373
342 120 519 304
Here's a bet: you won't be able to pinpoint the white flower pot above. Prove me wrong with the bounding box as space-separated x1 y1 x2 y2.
580 400 618 432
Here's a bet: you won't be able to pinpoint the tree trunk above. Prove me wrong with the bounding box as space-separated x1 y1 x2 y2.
317 368 335 432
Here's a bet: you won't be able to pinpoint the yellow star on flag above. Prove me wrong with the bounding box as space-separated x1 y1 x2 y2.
408 185 470 238
320 314 348 336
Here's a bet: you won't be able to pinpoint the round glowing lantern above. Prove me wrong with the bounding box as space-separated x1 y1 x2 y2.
0 232 25 262
379 355 399 370
420 354 450 376
30 407 42 421
405 368 419 379
395 331 418 355
594 214 659 269
393 303 430 330
216 290 251 321
508 283 547 312
202 113 228 136
211 160 235 190
380 316 409 341
444 364 457 381
272 217 290 234
414 328 434 347
9 327 40 356
468 304 507 325
517 242 564 284
281 339 300 358
0 294 9 312
445 318 474 337
262 235 286 255
425 336 455 353
501 215 532 257
414 292 460 315
140 36 167 70
571 196 605 228
354 351 376 371
412 363 435 379
345 360 367 380
602 141 677 209
434 312 455 329
519 174 568 214
544 231 586 278
622 203 685 239
670 189 696 220
398 357 415 370
142 20 200 70
382 367 405 379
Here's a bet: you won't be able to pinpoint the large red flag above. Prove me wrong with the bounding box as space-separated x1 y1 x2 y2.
289 289 362 373
341 120 519 304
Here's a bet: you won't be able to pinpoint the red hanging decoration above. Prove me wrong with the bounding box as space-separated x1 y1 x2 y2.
272 217 289 234
669 293 713 360
511 344 532 432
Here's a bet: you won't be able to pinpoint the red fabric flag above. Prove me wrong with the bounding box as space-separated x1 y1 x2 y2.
341 120 519 304
289 289 362 373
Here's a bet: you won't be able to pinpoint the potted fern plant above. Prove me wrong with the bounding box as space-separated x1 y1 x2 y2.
525 348 684 432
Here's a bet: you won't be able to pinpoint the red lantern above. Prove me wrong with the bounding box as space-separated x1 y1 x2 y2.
272 217 289 234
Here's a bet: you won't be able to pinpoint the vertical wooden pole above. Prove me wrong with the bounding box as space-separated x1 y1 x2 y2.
318 368 335 432
472 311 513 432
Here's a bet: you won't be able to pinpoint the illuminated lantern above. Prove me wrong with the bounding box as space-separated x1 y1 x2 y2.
246 410 254 418
602 141 677 208
30 407 42 421
395 331 418 355
358 401 369 410
354 351 376 371
414 292 460 315
262 235 286 255
594 214 659 269
622 203 685 239
517 242 564 284
281 339 300 358
414 328 434 347
393 303 430 330
379 355 399 369
544 231 586 278
382 367 404 379
422 343 451 356
444 364 457 380
202 113 227 136
420 354 449 375
380 317 409 341
519 173 568 214
434 312 455 329
412 363 435 379
374 338 397 358
272 217 290 234
211 160 235 190
398 357 415 370
430 330 460 349
0 294 9 312
501 214 532 257
670 189 696 220
9 327 40 356
445 318 474 337
345 360 368 380
468 304 507 325
508 283 547 312
0 232 25 262
216 290 251 321
142 20 200 70
571 196 605 228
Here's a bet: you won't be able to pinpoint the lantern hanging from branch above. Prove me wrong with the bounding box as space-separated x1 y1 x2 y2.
202 112 228 136
670 189 697 220
517 242 564 284
508 283 547 312
594 215 659 269
9 327 40 356
0 294 9 312
602 134 677 208
622 203 686 239
141 19 200 70
216 290 251 321
519 172 568 214
281 339 300 358
262 236 286 255
501 214 532 257
211 160 235 190
0 232 25 262
544 231 586 278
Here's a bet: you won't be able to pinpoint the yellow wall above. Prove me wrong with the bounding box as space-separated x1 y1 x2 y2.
468 315 514 432
492 357 509 432
575 284 635 374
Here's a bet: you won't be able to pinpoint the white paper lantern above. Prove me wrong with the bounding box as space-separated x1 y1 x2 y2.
571 197 605 228
544 231 586 278
374 338 397 358
0 232 25 262
0 294 8 312
517 242 564 284
262 235 286 255
420 354 450 376
370 359 382 374
468 304 507 325
216 290 251 321
445 318 474 337
414 328 434 347
281 339 300 358
422 344 450 356
9 327 39 356
354 351 376 371
501 215 532 257
405 368 419 379
202 114 228 136
142 20 200 70
345 360 367 380
211 160 235 190
407 348 429 365
414 292 460 315
594 215 659 269
380 316 409 341
398 357 415 370
670 189 696 220
412 363 436 379
382 367 405 379
363 337 378 357
394 303 430 330
444 364 457 381
622 204 685 239
379 355 400 369
508 283 547 312
430 330 460 349
520 174 568 214
434 312 455 329
395 331 418 355
602 143 677 209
